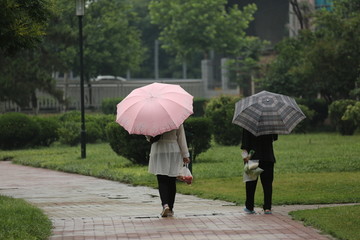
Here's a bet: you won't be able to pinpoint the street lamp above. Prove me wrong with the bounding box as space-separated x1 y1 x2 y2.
76 0 86 158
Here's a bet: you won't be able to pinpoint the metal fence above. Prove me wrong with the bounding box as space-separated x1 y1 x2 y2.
1 79 206 113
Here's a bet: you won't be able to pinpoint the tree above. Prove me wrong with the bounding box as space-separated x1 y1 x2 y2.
0 51 63 109
261 0 360 103
0 0 52 56
83 0 146 79
149 0 258 61
0 0 63 109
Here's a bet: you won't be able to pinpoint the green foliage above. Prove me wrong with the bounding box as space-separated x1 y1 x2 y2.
106 122 150 165
0 113 40 150
32 116 60 146
84 0 146 77
0 51 64 108
0 195 52 240
261 32 317 99
0 0 53 55
184 117 212 162
262 0 360 103
329 99 357 135
86 121 103 144
192 98 209 117
57 121 80 146
57 111 113 145
293 104 315 133
101 97 123 115
149 0 258 60
89 114 115 141
205 95 242 145
296 98 329 129
342 101 360 127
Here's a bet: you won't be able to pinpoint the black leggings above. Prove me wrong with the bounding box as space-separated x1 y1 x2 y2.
245 161 274 211
157 175 177 210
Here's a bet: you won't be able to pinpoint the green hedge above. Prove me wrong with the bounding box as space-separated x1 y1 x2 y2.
106 122 150 165
32 116 60 146
101 97 123 115
184 117 212 162
192 98 209 117
57 111 114 145
329 100 357 135
296 98 328 129
205 95 242 146
0 113 40 150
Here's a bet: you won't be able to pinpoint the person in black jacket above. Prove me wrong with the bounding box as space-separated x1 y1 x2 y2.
241 128 278 214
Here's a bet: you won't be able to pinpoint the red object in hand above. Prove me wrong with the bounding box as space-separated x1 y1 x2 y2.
183 176 193 184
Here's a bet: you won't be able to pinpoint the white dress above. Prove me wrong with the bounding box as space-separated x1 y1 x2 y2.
148 124 190 177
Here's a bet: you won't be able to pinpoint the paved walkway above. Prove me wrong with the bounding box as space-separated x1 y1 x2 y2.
0 161 340 240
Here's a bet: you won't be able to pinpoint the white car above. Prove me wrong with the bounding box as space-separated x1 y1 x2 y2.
92 75 126 82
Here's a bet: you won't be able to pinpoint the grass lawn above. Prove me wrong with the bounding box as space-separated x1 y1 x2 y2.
0 195 52 240
290 205 360 240
1 133 360 239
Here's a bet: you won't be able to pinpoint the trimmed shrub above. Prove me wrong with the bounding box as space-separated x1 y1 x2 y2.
183 117 212 162
342 101 360 128
296 98 328 129
292 104 315 133
192 98 209 117
58 110 81 122
205 95 242 146
32 116 60 146
101 97 123 115
57 111 112 145
86 121 103 143
0 113 40 149
329 99 357 135
89 114 115 141
58 121 80 146
106 122 150 165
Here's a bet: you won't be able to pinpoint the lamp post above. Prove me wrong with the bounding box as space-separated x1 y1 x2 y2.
76 0 86 158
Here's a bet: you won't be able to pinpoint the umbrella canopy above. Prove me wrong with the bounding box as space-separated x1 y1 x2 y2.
232 91 306 136
116 82 193 136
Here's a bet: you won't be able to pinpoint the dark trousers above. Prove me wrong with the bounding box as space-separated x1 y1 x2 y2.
157 175 177 210
245 161 274 211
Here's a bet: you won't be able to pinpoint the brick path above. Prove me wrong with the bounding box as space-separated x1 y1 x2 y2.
0 161 339 240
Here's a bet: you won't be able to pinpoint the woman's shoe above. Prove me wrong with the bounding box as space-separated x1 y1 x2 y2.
161 204 171 217
167 210 174 217
264 209 272 214
243 207 255 214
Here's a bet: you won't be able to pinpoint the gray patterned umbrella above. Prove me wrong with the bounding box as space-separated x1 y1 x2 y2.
232 91 306 136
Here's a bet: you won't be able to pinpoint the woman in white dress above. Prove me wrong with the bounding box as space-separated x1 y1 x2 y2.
147 124 190 217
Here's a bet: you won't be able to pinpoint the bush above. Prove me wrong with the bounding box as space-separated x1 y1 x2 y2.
106 122 150 165
192 98 209 117
57 111 112 145
205 95 242 146
0 113 40 150
86 121 103 143
58 110 81 122
292 104 315 133
342 101 360 128
101 97 123 115
183 117 212 162
296 98 328 129
58 121 80 146
329 99 357 135
32 116 60 146
86 114 114 142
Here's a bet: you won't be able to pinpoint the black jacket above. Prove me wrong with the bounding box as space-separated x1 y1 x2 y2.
240 129 278 162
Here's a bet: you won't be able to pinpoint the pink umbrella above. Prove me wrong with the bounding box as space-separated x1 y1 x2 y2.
116 82 193 136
